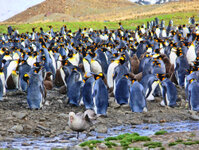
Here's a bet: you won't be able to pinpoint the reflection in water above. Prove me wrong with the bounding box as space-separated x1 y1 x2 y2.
0 121 199 149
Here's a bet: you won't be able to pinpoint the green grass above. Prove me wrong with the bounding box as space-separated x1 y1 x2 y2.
104 141 117 148
144 142 162 148
154 130 168 135
0 11 198 34
79 132 151 149
79 140 102 149
169 139 199 147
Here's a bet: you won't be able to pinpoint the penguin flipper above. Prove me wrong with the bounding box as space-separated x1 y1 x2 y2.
162 84 167 106
146 82 152 98
40 84 46 104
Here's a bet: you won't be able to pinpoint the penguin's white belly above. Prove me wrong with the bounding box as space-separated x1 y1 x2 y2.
91 61 102 74
146 81 158 101
83 60 91 73
107 62 118 88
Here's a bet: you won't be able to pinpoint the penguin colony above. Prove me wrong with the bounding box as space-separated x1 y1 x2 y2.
1 19 199 113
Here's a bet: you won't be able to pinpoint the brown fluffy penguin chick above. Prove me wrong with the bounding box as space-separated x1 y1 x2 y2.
54 69 65 87
129 72 143 82
130 54 140 74
68 111 92 139
162 55 172 77
44 72 53 90
169 64 178 85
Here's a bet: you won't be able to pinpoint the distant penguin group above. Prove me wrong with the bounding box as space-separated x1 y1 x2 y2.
0 19 199 113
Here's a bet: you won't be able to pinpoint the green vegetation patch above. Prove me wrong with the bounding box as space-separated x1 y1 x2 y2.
154 130 168 135
144 142 162 148
0 11 198 34
79 140 102 149
169 139 199 147
104 141 117 148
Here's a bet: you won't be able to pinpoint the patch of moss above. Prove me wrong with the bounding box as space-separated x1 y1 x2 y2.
79 140 102 148
104 141 117 148
144 142 162 148
154 130 168 135
104 136 118 141
176 139 183 143
132 136 151 142
183 141 199 145
168 142 177 147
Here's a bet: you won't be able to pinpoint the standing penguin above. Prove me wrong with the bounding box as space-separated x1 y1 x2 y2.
129 79 147 112
157 74 177 107
68 80 84 106
82 73 95 109
23 68 46 109
92 73 108 115
114 74 130 105
0 67 6 100
107 56 125 89
187 79 199 111
18 60 31 91
140 74 159 101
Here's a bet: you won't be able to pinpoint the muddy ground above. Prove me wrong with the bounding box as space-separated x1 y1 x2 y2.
0 85 199 147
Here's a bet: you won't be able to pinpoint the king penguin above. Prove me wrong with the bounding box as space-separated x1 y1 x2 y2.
82 73 95 109
24 68 46 109
92 73 108 115
114 74 130 105
129 79 147 112
187 79 199 111
157 74 177 107
140 74 159 101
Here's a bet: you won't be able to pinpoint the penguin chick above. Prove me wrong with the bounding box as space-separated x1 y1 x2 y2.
44 72 53 90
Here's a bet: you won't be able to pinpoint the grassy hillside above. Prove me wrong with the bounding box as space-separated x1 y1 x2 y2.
0 11 198 34
4 0 199 23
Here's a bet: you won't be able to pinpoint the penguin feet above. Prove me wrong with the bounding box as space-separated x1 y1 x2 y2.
160 100 166 106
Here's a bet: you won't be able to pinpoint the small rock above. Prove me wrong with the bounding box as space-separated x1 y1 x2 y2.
111 102 120 109
98 143 107 149
22 142 32 146
95 124 108 133
11 125 23 133
39 117 46 121
59 113 68 118
13 112 27 119
190 114 199 120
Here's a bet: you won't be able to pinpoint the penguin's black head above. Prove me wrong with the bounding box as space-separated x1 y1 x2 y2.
62 59 69 66
93 74 100 80
41 55 46 61
33 62 42 68
4 51 10 55
34 67 42 74
154 49 160 54
23 74 30 84
131 78 137 84
124 73 129 79
156 74 166 81
68 50 73 58
98 72 105 80
119 56 125 65
0 67 4 74
72 67 78 72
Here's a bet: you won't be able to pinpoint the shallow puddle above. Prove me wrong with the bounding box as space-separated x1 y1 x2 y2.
1 121 199 149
